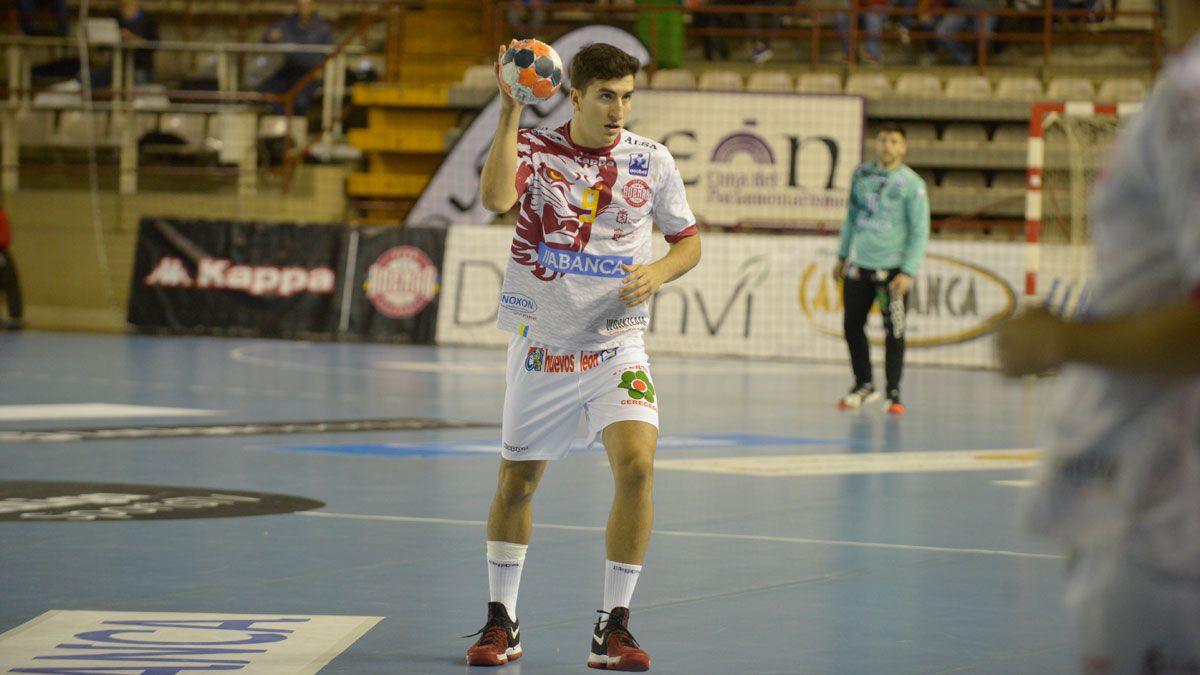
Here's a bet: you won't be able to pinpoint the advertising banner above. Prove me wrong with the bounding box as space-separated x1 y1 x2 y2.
343 226 444 343
128 218 444 343
129 218 347 338
437 225 1039 369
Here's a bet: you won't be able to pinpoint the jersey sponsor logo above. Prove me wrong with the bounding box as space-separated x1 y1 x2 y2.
499 292 538 315
618 370 656 403
612 229 628 240
537 242 632 278
603 316 648 335
579 347 618 372
621 179 651 207
365 246 440 319
543 353 575 373
629 152 650 177
525 347 546 371
615 209 630 224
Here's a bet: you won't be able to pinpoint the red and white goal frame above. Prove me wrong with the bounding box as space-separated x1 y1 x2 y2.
1023 101 1143 301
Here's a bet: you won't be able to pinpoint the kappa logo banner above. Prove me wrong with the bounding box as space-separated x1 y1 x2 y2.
0 610 382 673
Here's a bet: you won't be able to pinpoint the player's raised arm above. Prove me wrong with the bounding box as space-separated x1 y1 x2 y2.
480 42 525 213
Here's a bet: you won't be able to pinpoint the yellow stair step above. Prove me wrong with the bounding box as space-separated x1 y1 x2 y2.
352 83 449 107
347 172 431 199
348 128 447 153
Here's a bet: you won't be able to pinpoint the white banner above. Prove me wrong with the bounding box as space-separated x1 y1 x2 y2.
625 92 863 226
406 27 863 228
435 226 1097 369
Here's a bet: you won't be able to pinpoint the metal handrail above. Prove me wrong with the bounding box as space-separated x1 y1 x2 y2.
485 1 1162 76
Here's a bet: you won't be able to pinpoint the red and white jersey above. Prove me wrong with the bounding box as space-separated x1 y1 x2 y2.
1022 40 1200 563
496 122 697 350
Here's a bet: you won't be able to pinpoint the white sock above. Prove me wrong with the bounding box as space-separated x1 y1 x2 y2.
486 540 527 620
603 560 642 613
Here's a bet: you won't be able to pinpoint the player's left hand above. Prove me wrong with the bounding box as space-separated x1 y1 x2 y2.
618 263 668 307
889 273 912 296
996 305 1068 377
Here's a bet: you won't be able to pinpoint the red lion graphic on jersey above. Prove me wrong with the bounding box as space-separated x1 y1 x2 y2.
511 130 618 281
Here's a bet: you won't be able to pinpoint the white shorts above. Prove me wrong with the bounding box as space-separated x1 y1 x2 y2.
501 334 659 461
1067 540 1200 674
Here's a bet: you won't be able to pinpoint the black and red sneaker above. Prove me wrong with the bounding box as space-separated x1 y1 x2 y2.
587 607 650 671
464 601 522 666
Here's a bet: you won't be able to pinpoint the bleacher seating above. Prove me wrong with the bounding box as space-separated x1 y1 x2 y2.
1045 77 1096 101
650 69 696 89
895 74 942 98
746 71 793 93
844 73 891 99
1096 77 1147 102
941 170 987 189
941 122 988 146
993 76 1044 101
697 70 744 91
944 75 992 100
795 72 842 94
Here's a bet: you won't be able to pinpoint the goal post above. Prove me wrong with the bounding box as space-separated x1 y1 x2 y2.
1024 101 1142 313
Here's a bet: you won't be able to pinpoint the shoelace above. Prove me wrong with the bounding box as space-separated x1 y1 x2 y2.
462 620 508 644
595 610 641 648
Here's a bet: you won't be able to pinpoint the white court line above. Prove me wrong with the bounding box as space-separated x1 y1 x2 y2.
0 404 220 421
297 511 1062 560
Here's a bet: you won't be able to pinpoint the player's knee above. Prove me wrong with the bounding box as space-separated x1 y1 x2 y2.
501 466 544 499
612 453 654 486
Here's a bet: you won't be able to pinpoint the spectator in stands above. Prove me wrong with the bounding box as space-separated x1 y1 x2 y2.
900 0 947 64
935 0 1001 65
833 122 929 416
691 0 732 61
728 0 785 63
0 206 23 331
1054 0 1105 24
117 0 159 85
996 34 1200 675
17 0 69 37
835 0 891 64
507 0 550 39
258 0 335 115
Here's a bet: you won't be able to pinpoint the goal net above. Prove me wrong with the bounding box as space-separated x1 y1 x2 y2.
1026 102 1141 315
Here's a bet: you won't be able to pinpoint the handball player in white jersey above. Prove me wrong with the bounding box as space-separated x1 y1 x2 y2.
464 42 701 671
998 37 1200 674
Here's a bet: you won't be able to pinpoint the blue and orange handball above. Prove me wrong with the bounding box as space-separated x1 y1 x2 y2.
499 39 563 104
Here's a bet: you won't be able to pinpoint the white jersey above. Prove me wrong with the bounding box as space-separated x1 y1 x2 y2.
496 123 697 350
1022 41 1200 560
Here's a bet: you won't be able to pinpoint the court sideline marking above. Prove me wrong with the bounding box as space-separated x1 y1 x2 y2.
298 511 1062 560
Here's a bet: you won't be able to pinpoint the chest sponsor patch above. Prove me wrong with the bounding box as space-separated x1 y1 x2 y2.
629 152 650 177
621 179 651 208
537 243 632 279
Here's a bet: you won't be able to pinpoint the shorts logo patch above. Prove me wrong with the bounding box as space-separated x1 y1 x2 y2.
525 347 546 372
618 370 655 403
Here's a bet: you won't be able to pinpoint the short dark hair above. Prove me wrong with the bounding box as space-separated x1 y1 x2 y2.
877 122 907 139
569 43 640 96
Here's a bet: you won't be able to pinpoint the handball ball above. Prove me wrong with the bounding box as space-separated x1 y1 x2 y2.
499 39 563 104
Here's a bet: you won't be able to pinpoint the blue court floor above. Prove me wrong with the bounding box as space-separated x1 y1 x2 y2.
0 331 1071 674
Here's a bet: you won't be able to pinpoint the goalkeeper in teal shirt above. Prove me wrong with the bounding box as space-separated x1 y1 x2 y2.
833 123 930 415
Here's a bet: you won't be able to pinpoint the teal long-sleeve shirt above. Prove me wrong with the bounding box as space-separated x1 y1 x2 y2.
837 161 930 277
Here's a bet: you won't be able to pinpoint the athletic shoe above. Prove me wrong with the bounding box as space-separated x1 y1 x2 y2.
750 46 774 64
838 384 880 410
886 389 905 416
587 607 650 671
464 601 522 666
